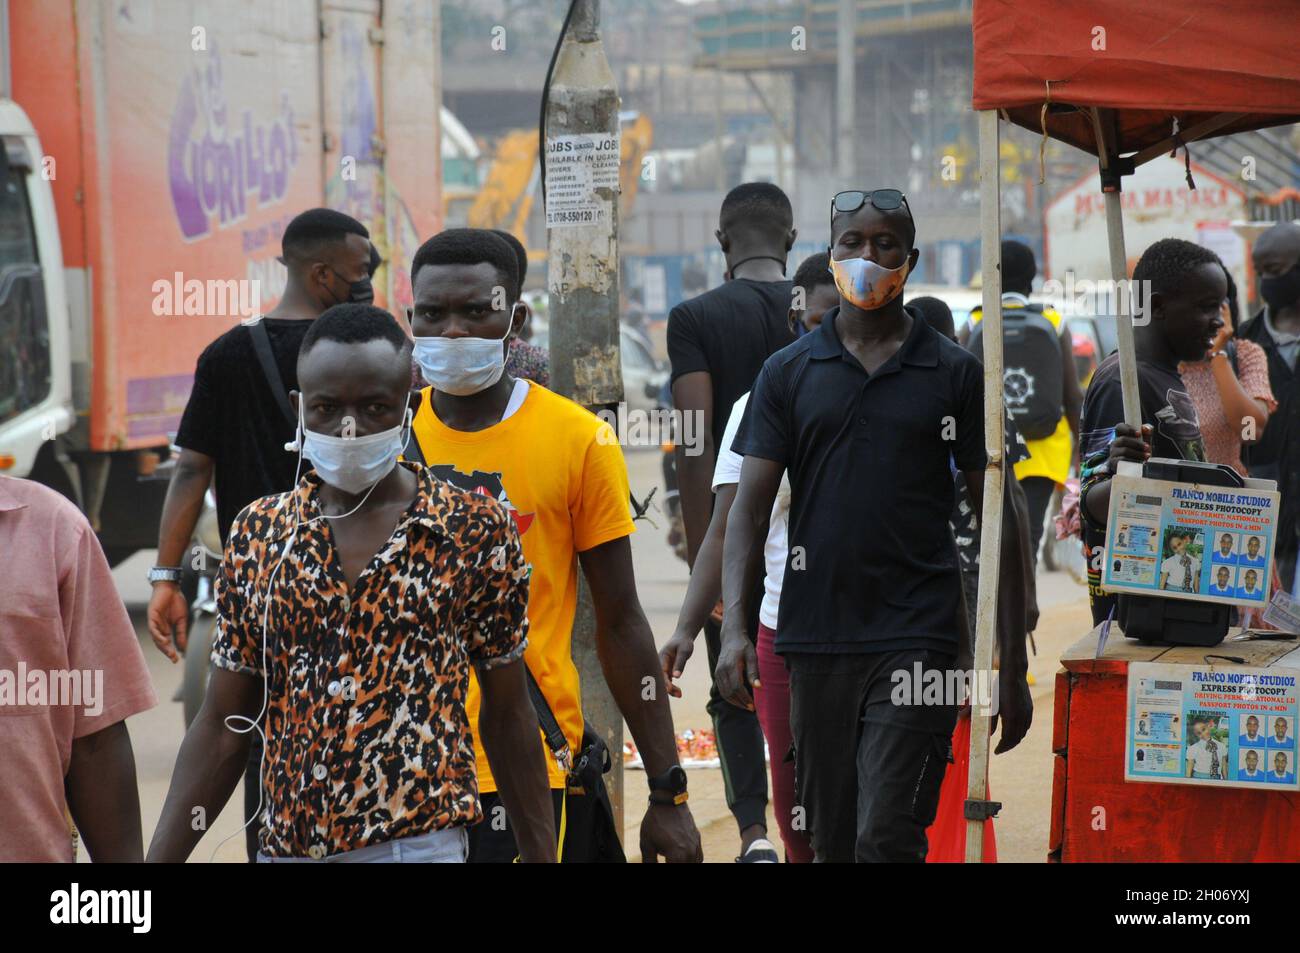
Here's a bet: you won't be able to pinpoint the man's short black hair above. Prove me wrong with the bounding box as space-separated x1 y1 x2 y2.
1002 240 1036 293
281 208 369 262
491 229 528 295
1133 238 1223 298
908 295 956 340
791 252 833 300
719 182 793 236
299 303 412 361
411 228 519 300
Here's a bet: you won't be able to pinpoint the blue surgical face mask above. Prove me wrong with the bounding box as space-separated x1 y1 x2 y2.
297 396 412 495
411 316 513 396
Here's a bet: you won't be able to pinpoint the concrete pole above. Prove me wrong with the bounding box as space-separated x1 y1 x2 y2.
544 0 626 835
836 0 855 183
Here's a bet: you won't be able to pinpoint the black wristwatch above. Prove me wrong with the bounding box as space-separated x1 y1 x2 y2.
647 764 689 806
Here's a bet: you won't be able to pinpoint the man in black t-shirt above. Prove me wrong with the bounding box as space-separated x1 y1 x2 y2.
665 182 795 860
1079 238 1224 625
145 207 371 861
717 190 1032 862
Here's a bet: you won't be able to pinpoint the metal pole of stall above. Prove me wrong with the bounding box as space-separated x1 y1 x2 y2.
966 108 1006 862
1103 187 1141 428
1090 109 1142 429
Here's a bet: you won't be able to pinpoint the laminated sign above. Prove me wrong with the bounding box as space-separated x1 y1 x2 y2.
544 133 621 229
1103 472 1279 607
1126 662 1299 790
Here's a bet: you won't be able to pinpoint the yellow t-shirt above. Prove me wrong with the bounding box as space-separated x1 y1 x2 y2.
970 300 1073 485
410 382 636 791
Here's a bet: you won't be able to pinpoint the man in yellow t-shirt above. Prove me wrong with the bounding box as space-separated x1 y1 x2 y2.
969 240 1082 567
404 228 701 863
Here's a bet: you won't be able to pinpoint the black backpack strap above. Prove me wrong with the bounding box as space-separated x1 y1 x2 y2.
247 320 296 430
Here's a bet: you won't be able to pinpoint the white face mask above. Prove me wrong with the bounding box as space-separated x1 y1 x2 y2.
296 397 412 495
412 316 513 396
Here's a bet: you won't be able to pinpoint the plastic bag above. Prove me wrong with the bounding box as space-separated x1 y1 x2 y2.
926 713 998 863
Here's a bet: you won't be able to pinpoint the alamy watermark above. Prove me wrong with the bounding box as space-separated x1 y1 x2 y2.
0 665 103 716
595 403 705 456
151 272 262 322
1038 275 1154 325
891 662 999 716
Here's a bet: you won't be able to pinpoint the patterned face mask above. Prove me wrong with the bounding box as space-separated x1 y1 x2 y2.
828 255 911 311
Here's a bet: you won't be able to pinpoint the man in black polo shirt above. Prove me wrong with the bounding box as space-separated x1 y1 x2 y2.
666 182 796 859
716 190 1032 862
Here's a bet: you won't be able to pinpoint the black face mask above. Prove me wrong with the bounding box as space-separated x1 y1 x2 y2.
327 268 374 305
1261 264 1300 314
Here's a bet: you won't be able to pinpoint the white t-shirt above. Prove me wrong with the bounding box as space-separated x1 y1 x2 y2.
1187 738 1224 777
712 393 787 629
1161 553 1200 591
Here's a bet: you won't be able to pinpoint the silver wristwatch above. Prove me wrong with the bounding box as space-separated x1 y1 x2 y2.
147 566 185 584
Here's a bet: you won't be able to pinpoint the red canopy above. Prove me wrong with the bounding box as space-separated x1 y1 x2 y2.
972 0 1300 158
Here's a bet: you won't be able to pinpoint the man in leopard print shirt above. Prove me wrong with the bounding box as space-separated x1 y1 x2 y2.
148 305 555 862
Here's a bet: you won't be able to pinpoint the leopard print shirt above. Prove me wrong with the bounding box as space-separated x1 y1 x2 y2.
210 462 529 859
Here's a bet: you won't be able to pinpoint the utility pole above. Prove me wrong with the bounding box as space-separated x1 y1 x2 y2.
543 0 625 834
836 0 855 183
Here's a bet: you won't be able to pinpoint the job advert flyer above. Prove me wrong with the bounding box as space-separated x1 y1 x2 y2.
1126 662 1300 791
1103 473 1280 607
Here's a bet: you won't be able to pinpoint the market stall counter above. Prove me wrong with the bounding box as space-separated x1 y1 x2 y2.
1050 627 1300 861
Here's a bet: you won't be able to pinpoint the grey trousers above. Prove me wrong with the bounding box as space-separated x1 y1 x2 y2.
257 827 468 863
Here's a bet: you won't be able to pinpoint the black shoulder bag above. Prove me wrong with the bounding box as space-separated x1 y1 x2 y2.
525 667 626 863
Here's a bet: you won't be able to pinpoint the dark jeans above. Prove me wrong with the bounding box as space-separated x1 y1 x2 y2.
243 735 264 862
788 648 959 863
1020 476 1056 570
703 616 770 833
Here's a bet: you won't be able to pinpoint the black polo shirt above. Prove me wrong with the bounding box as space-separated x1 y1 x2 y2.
733 305 987 655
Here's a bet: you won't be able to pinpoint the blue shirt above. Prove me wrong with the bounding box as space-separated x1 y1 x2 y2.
1237 586 1266 600
1268 771 1295 784
1211 550 1238 565
1237 768 1266 782
1239 733 1266 748
1240 553 1266 568
1267 734 1294 749
1209 583 1235 596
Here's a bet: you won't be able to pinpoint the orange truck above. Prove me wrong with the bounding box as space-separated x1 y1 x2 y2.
0 0 442 562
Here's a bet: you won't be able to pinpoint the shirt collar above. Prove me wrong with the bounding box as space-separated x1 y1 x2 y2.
809 304 939 368
1263 308 1300 345
0 477 29 513
267 461 450 542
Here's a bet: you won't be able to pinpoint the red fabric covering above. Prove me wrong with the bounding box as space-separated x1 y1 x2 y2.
926 713 998 863
972 0 1300 156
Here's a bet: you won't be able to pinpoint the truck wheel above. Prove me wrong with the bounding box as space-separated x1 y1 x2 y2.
182 614 217 729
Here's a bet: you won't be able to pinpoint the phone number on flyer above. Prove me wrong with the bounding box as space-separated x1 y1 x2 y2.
547 208 603 226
